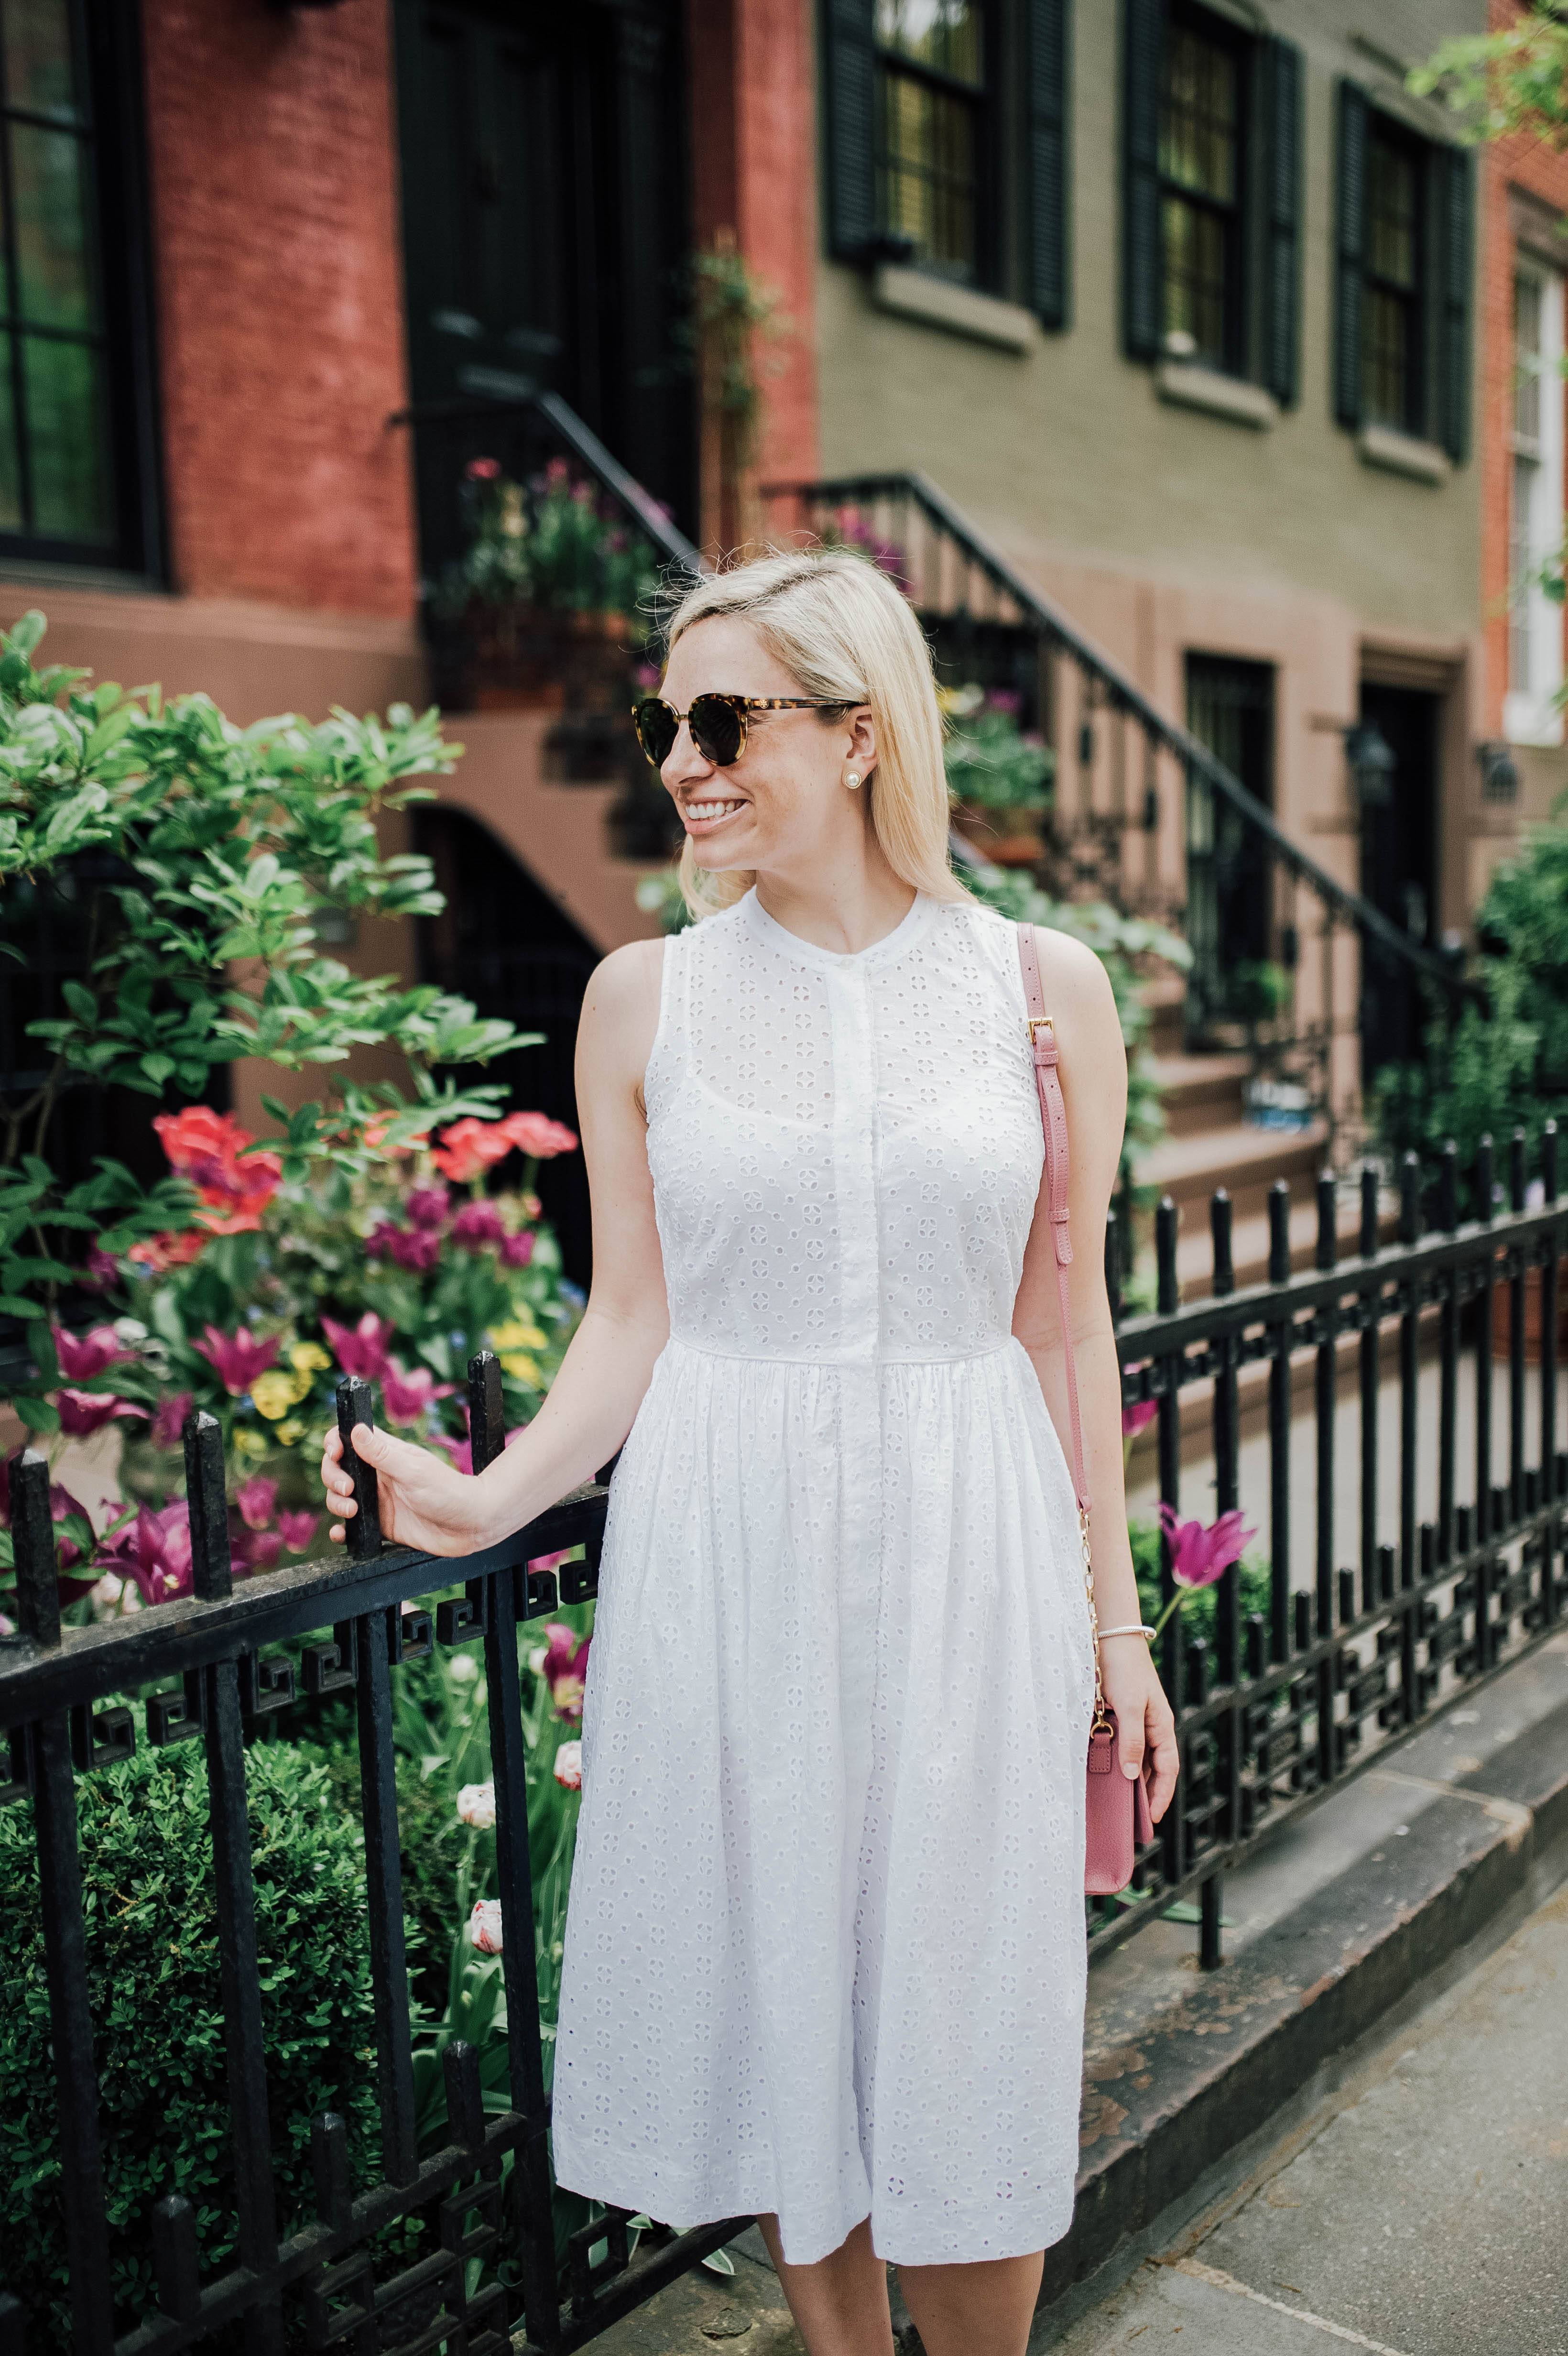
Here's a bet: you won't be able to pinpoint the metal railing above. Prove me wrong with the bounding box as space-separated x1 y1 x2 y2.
1107 1122 1567 1963
763 471 1482 1146
5 1128 1563 2351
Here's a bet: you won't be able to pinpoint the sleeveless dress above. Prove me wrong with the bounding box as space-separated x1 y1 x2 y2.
550 888 1098 2268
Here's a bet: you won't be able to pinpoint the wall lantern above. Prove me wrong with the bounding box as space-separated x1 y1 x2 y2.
1343 720 1395 812
1477 740 1521 805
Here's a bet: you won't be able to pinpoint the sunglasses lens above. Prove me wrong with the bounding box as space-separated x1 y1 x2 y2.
689 695 745 767
633 699 677 767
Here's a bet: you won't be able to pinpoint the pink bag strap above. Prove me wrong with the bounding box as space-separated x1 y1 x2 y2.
1017 923 1091 1515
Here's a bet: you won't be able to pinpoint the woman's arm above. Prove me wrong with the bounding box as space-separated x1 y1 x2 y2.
320 937 671 1553
1011 928 1179 1823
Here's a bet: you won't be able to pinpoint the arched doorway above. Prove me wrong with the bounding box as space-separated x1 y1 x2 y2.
414 807 599 1287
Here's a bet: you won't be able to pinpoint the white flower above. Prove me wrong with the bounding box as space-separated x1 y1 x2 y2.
468 1898 504 1953
457 1781 496 1829
90 1574 141 1620
527 1644 547 1677
449 1653 480 1684
554 1740 582 1791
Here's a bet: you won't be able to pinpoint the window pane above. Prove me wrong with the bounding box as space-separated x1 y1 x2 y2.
22 331 108 536
878 66 976 276
1515 272 1543 445
1162 193 1227 366
1366 134 1416 291
1363 284 1411 429
1511 450 1537 694
11 121 92 327
1 0 81 123
0 335 21 528
876 0 983 88
1161 22 1236 204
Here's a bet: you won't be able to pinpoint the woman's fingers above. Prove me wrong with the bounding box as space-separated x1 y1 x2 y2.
1146 1715 1181 1823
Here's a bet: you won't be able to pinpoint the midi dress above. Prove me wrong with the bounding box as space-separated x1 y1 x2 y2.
550 887 1098 2269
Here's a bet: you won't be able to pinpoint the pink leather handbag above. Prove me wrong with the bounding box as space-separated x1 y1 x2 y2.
1017 923 1155 1896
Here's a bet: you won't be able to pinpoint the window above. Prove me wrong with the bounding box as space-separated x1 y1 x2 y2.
1123 2 1301 403
1159 12 1241 371
873 0 988 283
1506 262 1565 746
1334 85 1470 462
0 0 159 573
1362 121 1421 431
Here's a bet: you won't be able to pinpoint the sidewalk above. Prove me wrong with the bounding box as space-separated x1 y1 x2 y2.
1046 1876 1568 2354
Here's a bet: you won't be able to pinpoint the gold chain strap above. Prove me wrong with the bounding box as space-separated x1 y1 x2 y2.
1082 1504 1112 1732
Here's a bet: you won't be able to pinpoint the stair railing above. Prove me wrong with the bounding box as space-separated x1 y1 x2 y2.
762 470 1482 1152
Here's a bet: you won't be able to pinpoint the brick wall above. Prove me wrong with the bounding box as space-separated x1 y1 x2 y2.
1479 0 1568 739
140 0 417 618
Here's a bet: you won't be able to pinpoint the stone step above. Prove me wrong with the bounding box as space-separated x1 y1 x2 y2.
1146 1049 1251 1139
1137 1119 1329 1229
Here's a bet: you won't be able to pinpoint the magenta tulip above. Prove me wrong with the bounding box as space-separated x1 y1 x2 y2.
95 1502 194 1606
538 1621 591 1722
1157 1503 1257 1590
151 1390 195 1451
451 1200 506 1251
499 1230 535 1269
1121 1398 1158 1441
193 1325 281 1396
53 1325 128 1383
235 1474 278 1532
380 1358 457 1427
278 1509 320 1553
55 1389 144 1438
405 1185 451 1230
321 1312 396 1384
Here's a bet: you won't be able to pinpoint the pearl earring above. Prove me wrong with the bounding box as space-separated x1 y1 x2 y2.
845 771 862 790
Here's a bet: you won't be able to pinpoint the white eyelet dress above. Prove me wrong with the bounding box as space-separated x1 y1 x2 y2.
550 888 1098 2268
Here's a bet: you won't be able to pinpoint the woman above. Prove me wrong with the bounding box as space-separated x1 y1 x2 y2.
321 548 1178 2356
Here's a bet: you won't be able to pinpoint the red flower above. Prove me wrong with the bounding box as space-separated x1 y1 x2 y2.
466 456 501 481
193 1325 282 1396
430 1117 515 1184
153 1106 282 1235
496 1111 578 1160
128 1229 208 1273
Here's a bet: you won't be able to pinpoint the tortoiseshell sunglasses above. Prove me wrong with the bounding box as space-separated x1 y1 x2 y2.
631 693 851 770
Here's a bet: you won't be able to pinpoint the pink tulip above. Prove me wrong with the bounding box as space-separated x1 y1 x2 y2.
235 1475 278 1532
229 1519 283 1572
500 1230 535 1269
95 1502 194 1606
151 1391 194 1451
193 1325 281 1396
278 1509 320 1553
553 1740 582 1791
431 1404 523 1476
367 1222 443 1275
78 1245 121 1291
451 1200 505 1250
1122 1398 1158 1441
469 1898 504 1953
53 1325 128 1383
405 1185 451 1231
55 1389 144 1438
1157 1503 1258 1591
380 1358 457 1427
322 1312 396 1384
539 1621 591 1722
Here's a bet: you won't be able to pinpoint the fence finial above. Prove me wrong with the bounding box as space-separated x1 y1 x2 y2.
335 1377 383 1559
183 1408 233 1602
468 1350 506 1473
11 1450 59 1649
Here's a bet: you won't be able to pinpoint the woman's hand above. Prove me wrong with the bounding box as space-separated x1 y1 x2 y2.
1099 1636 1180 1824
321 1421 491 1557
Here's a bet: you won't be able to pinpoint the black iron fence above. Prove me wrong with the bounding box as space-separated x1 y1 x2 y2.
3 1127 1565 2351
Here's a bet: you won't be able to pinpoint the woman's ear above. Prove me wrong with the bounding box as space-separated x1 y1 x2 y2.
847 703 878 783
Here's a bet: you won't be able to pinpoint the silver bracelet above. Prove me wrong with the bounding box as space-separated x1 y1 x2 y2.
1097 1623 1156 1641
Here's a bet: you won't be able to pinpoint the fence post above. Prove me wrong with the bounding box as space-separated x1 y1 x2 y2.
1543 1123 1560 1627
1475 1136 1495 1672
336 1376 384 1559
1268 1179 1291 1668
470 1343 557 2345
12 1449 60 1650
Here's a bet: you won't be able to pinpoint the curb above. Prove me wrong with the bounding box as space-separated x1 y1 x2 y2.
1042 1686 1568 2312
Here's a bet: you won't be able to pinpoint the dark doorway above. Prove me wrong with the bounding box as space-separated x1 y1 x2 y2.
1358 682 1440 1081
1184 654 1276 1036
415 808 598 1288
392 0 696 566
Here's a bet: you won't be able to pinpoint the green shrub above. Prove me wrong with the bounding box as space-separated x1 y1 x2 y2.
0 1739 397 2346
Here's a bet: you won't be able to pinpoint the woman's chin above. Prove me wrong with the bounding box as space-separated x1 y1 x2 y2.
683 827 754 871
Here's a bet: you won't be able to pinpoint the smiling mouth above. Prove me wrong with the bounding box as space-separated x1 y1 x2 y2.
683 798 746 827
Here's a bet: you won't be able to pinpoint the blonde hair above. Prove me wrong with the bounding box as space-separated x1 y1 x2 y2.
660 546 968 921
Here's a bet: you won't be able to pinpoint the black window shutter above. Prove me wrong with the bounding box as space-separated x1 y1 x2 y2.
1122 0 1164 360
1436 144 1472 460
1261 37 1302 406
824 0 878 260
1028 0 1068 327
1334 81 1368 429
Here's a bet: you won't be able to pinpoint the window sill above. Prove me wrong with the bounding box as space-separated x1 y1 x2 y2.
1154 361 1277 429
1356 424 1451 485
1503 690 1566 749
871 264 1038 354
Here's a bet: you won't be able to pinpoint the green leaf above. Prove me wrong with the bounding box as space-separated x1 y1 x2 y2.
61 979 98 1025
9 1391 60 1434
139 1054 176 1087
25 1320 58 1387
